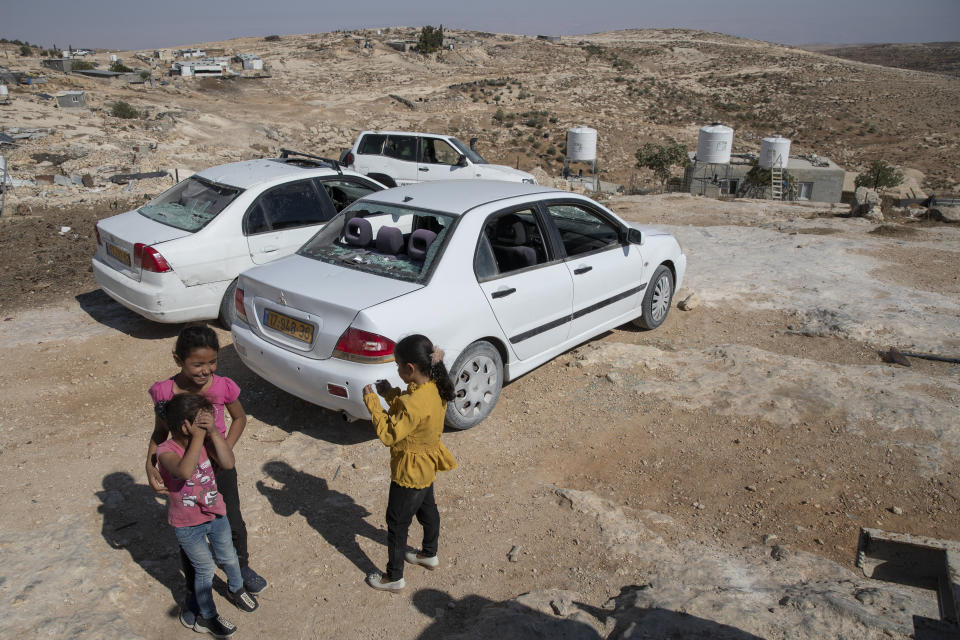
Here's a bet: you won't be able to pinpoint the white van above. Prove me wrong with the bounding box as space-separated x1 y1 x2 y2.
343 130 537 187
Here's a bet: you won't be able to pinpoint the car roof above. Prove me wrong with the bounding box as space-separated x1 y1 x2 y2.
358 180 564 215
359 130 457 139
195 158 350 190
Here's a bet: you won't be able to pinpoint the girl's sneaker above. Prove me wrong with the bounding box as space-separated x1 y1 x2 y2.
228 587 259 613
366 572 405 592
405 551 440 570
193 614 237 638
240 566 268 595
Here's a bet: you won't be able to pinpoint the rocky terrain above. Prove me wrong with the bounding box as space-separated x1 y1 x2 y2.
0 26 959 216
0 28 959 640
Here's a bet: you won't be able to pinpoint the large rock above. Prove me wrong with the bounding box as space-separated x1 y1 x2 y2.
851 187 880 218
926 205 960 223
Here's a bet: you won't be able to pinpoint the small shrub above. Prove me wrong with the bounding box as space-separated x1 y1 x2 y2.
111 100 139 119
264 35 281 41
19 44 32 56
72 60 95 70
109 61 132 73
493 108 505 123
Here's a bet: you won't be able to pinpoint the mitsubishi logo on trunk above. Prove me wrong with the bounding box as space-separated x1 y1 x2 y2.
277 291 287 306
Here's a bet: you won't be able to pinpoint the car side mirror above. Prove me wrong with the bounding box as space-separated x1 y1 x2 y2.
626 228 643 244
456 154 468 167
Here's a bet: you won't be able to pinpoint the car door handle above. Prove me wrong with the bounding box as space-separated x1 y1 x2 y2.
419 167 429 172
573 265 593 275
491 287 516 299
261 246 279 253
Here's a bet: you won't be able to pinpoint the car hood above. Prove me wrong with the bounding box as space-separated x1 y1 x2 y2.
626 222 671 237
474 163 537 183
238 254 423 359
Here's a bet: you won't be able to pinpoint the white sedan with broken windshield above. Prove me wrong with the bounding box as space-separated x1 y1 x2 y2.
92 153 384 327
232 181 686 429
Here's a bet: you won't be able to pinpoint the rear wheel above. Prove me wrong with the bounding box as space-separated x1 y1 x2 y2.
217 279 238 330
445 341 503 430
633 265 673 330
368 173 397 188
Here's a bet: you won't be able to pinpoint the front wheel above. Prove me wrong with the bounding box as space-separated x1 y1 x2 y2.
633 265 674 330
445 341 503 430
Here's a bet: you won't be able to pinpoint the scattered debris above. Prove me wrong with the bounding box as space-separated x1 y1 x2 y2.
881 347 960 366
507 545 521 562
388 94 415 110
677 292 698 311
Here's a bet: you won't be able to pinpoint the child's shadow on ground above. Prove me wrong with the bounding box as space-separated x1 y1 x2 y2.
257 460 385 575
96 471 183 619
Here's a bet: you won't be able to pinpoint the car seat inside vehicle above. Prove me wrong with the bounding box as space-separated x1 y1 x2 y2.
490 213 538 273
408 229 437 261
375 226 405 255
344 216 373 247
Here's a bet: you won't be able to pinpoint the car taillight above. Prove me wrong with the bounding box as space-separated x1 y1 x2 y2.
133 243 171 273
234 287 248 323
94 224 101 245
333 327 395 363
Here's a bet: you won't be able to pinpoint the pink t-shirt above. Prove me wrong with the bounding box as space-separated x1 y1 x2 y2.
149 375 240 438
156 439 226 527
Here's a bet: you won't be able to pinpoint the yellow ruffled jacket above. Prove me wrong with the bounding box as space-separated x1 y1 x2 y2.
363 380 457 489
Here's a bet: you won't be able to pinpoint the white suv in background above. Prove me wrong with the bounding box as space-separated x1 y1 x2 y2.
342 130 537 187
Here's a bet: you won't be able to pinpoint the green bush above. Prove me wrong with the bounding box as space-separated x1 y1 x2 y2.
19 44 32 56
111 101 139 119
109 61 132 73
72 60 96 70
264 35 281 41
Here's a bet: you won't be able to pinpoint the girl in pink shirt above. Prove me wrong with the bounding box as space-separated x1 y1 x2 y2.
145 325 267 626
158 393 256 637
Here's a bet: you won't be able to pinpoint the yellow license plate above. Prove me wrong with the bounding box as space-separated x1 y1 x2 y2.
107 243 131 266
264 309 314 344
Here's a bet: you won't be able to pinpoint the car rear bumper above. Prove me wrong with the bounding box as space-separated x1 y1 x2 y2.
92 256 221 323
232 320 396 421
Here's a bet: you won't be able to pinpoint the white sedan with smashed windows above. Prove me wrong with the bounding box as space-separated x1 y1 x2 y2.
232 181 686 429
92 152 384 327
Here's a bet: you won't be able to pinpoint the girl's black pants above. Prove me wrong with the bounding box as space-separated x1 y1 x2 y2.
385 481 439 581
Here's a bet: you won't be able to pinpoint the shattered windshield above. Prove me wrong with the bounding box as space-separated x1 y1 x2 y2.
297 203 455 284
138 177 242 232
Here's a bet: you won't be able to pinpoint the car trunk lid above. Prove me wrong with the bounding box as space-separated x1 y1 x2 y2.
239 255 422 359
96 209 192 281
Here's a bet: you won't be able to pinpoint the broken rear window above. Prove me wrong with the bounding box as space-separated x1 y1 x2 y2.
297 204 454 284
138 177 242 232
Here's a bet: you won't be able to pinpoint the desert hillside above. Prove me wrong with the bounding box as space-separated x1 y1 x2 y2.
1 26 958 214
805 41 960 78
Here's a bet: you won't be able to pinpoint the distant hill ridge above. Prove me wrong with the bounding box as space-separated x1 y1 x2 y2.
803 41 960 77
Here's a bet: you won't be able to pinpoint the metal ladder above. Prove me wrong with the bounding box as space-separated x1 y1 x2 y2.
771 162 784 200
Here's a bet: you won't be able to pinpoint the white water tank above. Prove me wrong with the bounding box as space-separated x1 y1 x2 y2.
696 123 733 164
0 85 8 100
566 126 597 162
109 54 118 63
760 136 791 169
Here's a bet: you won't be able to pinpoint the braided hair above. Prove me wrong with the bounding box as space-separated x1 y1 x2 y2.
394 334 455 402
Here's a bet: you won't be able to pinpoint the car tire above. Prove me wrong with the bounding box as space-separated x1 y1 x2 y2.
217 279 238 330
445 341 503 430
368 173 397 188
633 265 674 330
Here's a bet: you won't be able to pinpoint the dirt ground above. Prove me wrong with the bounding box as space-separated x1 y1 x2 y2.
0 193 957 639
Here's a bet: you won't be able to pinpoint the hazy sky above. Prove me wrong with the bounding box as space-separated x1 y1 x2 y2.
3 0 959 51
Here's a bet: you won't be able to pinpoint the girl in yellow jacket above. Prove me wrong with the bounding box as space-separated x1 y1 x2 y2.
362 334 457 591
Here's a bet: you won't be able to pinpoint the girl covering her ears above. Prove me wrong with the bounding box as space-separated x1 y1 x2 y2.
145 324 267 626
362 334 457 591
